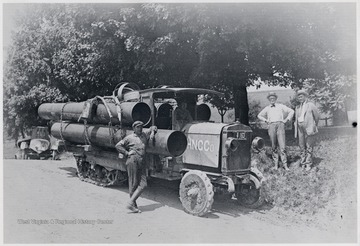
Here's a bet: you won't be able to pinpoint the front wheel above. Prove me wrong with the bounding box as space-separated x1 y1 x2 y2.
236 180 265 209
179 170 214 216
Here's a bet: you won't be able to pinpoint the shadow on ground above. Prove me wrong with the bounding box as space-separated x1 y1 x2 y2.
59 166 78 178
58 165 271 219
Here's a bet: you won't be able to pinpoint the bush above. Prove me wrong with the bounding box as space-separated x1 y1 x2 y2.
252 135 355 223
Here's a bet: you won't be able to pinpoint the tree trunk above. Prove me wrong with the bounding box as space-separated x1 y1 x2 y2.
21 127 25 139
233 84 249 126
217 109 226 123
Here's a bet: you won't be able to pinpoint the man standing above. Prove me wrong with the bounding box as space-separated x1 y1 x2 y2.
115 121 157 213
258 92 294 170
294 90 320 171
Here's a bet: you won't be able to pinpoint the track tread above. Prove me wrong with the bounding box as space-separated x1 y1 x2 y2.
75 157 124 187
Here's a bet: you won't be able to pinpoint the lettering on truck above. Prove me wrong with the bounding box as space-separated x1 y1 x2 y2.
187 137 215 152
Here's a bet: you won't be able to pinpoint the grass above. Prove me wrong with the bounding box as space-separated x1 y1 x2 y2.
252 133 357 227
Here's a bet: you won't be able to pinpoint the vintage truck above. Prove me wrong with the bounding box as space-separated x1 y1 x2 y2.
38 83 265 216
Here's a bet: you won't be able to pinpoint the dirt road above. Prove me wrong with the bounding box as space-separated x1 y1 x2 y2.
3 158 356 244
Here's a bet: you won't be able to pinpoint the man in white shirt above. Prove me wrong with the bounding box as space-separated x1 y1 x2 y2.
258 92 294 170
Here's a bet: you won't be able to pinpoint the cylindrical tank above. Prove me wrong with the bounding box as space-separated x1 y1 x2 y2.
50 122 187 157
38 101 151 126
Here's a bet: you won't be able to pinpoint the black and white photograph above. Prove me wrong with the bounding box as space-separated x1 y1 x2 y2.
2 0 358 244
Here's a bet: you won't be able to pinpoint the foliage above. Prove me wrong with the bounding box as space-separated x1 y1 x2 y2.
3 3 356 139
303 75 357 113
181 3 355 125
248 100 262 123
3 84 67 140
289 74 356 125
252 135 356 222
3 4 118 139
204 86 234 122
259 153 336 215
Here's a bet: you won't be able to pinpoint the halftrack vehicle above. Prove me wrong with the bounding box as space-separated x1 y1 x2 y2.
38 83 265 216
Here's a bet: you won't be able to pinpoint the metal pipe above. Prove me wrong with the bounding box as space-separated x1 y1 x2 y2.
50 122 187 157
154 103 173 129
38 101 151 126
196 104 211 121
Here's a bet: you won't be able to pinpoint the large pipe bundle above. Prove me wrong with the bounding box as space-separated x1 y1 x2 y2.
38 101 151 126
196 104 211 121
51 122 187 157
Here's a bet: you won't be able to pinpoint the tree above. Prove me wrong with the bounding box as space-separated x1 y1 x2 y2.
183 3 356 125
303 75 356 126
3 4 99 139
3 84 66 141
106 3 343 125
4 3 356 139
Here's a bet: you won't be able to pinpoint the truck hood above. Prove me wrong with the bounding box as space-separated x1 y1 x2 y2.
183 122 228 135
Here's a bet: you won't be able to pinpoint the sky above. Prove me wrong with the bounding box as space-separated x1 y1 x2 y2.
2 3 25 51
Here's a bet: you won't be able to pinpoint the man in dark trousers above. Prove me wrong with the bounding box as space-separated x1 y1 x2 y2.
294 90 320 171
258 92 294 170
115 121 157 213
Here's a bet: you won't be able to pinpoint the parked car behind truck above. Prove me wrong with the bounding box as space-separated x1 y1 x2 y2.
15 126 64 160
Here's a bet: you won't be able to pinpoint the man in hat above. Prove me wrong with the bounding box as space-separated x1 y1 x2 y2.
115 121 157 213
294 90 320 171
258 92 294 170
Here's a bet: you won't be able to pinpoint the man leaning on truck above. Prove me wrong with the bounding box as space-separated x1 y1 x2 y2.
257 92 294 170
115 121 157 213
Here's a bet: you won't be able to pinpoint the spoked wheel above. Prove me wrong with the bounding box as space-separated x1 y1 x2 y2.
106 170 117 184
236 180 265 209
179 170 214 216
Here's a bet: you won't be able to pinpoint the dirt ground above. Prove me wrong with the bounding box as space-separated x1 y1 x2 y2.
3 158 357 244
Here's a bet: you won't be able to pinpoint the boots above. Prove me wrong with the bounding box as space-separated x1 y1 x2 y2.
126 187 143 213
126 203 140 213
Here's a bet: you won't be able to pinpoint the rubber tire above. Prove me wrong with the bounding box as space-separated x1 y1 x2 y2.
236 180 265 209
179 170 214 216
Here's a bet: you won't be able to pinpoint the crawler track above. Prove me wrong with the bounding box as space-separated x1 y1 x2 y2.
75 156 127 187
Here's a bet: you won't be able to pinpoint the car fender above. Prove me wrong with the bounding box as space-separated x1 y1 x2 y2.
29 139 51 154
249 167 265 189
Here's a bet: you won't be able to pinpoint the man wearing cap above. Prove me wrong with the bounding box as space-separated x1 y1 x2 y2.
294 90 320 171
115 121 157 213
258 92 294 170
